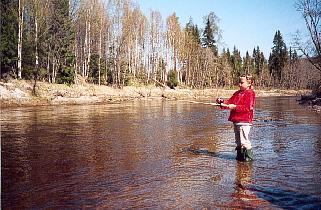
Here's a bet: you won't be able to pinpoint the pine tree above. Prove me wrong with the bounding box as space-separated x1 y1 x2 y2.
268 30 288 84
47 0 75 84
0 0 18 78
253 46 264 75
202 12 220 56
230 46 242 84
243 51 253 75
185 18 200 45
225 48 231 62
202 18 215 52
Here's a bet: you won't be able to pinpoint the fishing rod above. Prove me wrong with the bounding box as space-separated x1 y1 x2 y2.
188 100 228 107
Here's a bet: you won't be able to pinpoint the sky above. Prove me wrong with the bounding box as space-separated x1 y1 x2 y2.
136 0 307 57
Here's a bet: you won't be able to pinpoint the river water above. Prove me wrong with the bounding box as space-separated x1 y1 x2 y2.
1 97 321 209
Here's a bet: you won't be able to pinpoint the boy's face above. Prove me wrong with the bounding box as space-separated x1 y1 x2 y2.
239 77 249 90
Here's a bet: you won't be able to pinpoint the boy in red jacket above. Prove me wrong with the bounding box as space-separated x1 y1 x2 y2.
217 75 255 161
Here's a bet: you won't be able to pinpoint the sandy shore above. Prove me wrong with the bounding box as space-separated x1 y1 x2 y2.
0 79 311 108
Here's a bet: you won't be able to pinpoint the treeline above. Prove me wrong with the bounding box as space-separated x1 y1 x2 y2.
1 0 320 90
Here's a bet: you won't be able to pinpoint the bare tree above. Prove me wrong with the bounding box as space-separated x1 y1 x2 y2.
147 10 162 84
166 13 182 83
132 7 146 79
294 0 321 71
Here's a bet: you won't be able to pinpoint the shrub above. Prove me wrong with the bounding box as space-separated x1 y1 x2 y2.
167 70 178 89
56 66 75 85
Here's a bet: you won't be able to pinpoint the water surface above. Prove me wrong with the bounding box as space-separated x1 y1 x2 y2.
2 97 321 209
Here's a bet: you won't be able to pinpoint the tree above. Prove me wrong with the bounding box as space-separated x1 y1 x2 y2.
17 0 25 79
183 18 201 87
185 18 201 45
0 0 18 78
289 47 299 62
129 7 146 82
253 46 262 75
147 10 163 84
294 0 321 71
243 51 253 75
202 12 221 56
47 0 75 84
166 13 182 82
217 48 233 87
230 46 242 84
269 30 288 85
251 45 269 87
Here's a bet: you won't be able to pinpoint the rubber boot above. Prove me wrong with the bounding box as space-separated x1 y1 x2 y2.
235 146 246 161
244 148 254 161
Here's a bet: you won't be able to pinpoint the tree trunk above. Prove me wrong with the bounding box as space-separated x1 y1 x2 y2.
17 0 24 79
35 13 39 72
98 17 102 85
134 37 138 78
33 11 39 95
47 53 50 83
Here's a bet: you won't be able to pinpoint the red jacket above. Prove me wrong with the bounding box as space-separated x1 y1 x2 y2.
224 89 256 124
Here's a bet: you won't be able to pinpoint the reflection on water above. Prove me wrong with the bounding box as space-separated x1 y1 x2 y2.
1 97 321 209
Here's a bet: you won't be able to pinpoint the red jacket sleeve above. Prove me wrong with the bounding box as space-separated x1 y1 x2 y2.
220 91 239 109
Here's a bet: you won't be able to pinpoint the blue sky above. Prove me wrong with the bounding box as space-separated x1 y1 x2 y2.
136 0 307 57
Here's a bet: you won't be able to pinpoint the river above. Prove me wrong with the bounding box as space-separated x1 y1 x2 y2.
1 96 321 209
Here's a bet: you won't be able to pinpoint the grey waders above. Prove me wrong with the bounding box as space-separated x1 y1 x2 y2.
235 146 254 162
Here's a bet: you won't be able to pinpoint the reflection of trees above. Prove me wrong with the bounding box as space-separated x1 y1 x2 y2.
2 104 146 208
269 98 294 154
314 128 321 161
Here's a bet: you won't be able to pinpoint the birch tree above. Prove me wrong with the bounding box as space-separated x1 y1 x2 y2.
17 0 25 79
147 10 162 84
183 19 201 87
131 7 146 79
166 13 182 83
106 0 128 86
30 0 50 80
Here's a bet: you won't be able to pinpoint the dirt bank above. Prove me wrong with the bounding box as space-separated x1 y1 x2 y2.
0 79 311 108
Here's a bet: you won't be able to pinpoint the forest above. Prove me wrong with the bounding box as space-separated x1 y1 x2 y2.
0 0 320 90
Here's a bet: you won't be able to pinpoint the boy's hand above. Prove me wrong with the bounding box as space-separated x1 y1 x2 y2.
218 103 228 108
227 104 236 109
216 98 224 104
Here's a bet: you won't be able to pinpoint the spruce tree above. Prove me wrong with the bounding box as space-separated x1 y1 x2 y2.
230 46 242 83
253 46 264 75
268 30 288 84
0 0 18 78
48 0 75 84
243 51 253 75
192 25 201 45
185 18 201 45
202 18 215 52
202 12 219 56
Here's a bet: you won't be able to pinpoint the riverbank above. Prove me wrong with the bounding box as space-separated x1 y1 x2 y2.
0 79 312 108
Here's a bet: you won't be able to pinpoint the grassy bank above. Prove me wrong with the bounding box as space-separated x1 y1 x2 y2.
0 79 311 108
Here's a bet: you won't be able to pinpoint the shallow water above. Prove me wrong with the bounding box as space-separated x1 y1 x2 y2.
1 97 321 209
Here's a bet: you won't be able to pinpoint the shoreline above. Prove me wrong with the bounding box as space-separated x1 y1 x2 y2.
0 79 312 108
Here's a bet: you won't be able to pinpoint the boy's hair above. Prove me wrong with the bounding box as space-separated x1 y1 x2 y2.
240 74 254 89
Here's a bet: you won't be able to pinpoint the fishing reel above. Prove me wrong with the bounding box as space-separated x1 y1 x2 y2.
216 98 224 104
